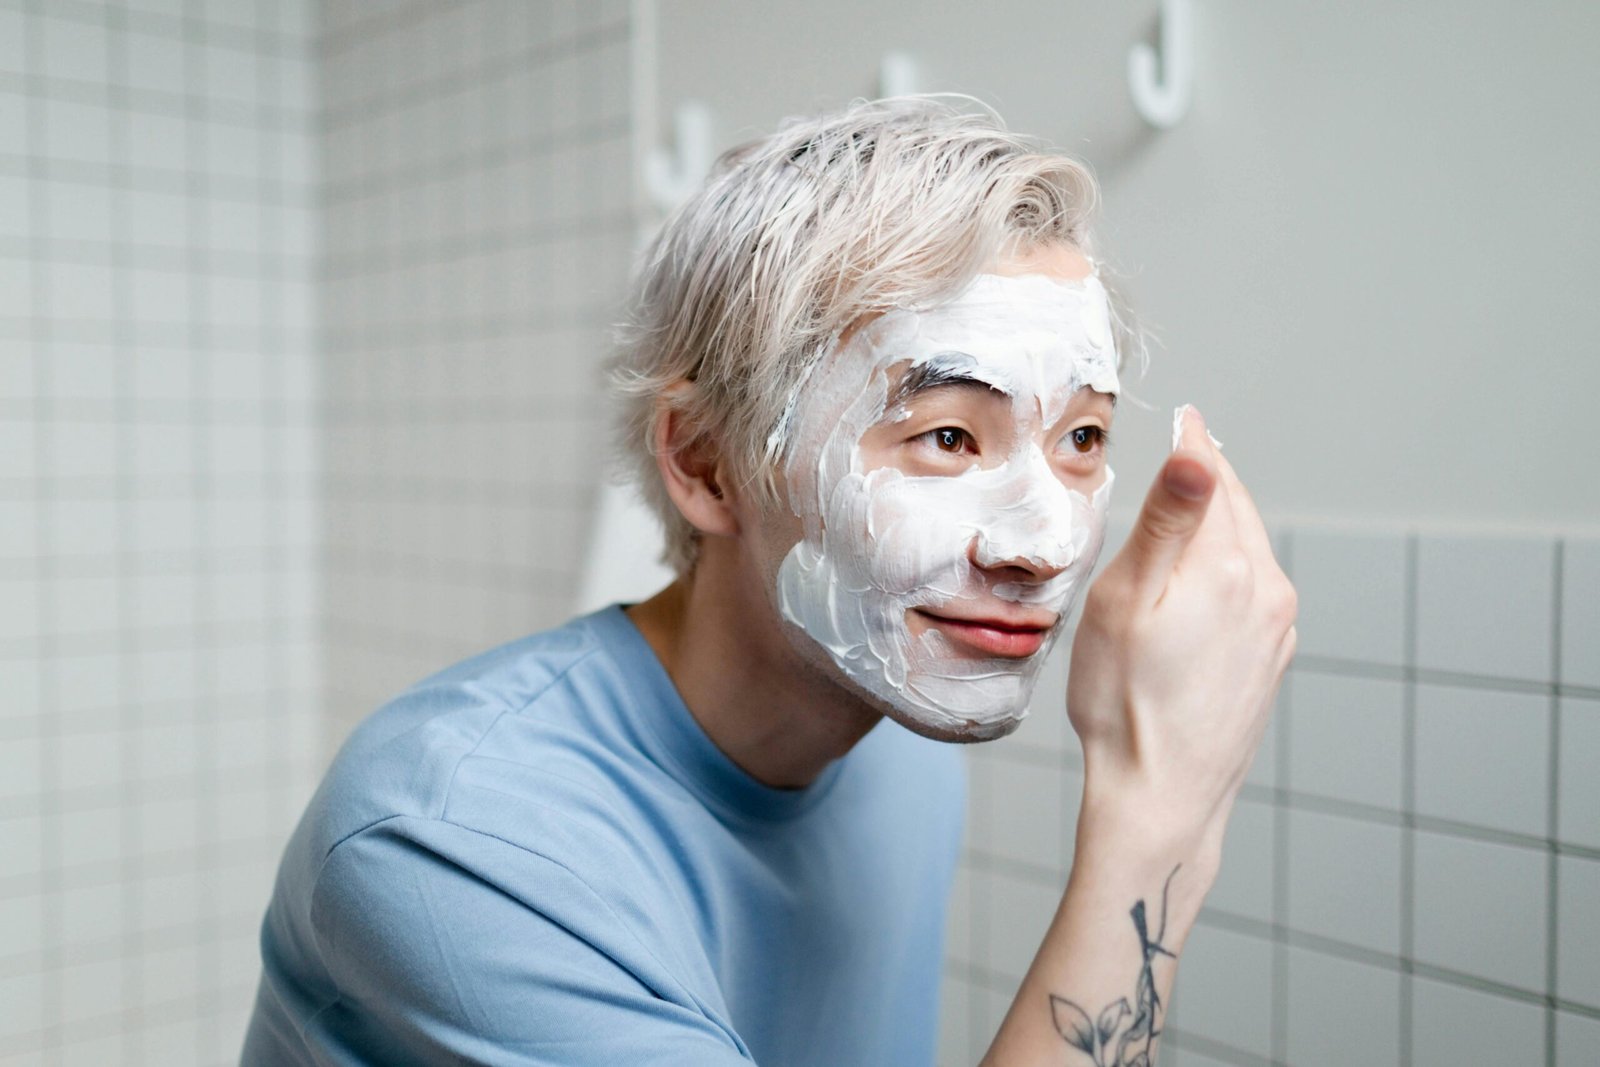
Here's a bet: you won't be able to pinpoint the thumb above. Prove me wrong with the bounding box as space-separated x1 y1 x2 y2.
1122 407 1217 587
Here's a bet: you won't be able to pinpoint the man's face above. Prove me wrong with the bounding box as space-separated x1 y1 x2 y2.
774 250 1119 740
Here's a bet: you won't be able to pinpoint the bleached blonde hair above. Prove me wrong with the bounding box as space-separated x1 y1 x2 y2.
612 96 1133 574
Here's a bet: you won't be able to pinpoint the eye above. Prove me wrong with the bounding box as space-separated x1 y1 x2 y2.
1064 425 1109 455
922 426 977 455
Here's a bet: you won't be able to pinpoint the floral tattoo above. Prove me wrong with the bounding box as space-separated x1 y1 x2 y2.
1048 865 1180 1067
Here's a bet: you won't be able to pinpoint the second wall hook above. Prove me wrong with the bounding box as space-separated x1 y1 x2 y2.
1128 0 1193 128
879 51 919 97
644 100 714 214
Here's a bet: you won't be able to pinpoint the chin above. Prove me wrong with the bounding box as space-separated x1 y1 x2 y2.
869 650 1048 744
778 612 1043 744
881 704 1027 744
843 672 1033 743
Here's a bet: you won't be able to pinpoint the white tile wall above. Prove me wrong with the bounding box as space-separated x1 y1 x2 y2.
1285 947 1402 1067
936 972 969 1067
1206 796 1275 923
1414 684 1550 836
2 1 320 1064
1287 808 1403 955
318 0 634 730
978 868 1061 981
1563 539 1600 690
1556 855 1600 1010
974 748 1068 878
1412 830 1548 991
1558 697 1600 852
948 523 1599 1065
1290 673 1405 810
1170 924 1275 1060
1292 528 1408 666
1557 1010 1600 1064
1415 534 1556 681
1410 974 1545 1067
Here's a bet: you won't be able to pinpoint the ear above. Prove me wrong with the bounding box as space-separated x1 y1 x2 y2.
652 389 741 543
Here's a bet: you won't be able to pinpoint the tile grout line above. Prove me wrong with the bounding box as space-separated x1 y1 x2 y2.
1270 529 1293 1066
1196 905 1600 1020
258 0 294 945
1546 539 1563 1067
182 1 222 1056
105 1 150 1056
969 757 989 1064
11 0 313 63
1290 653 1600 702
1399 532 1418 1067
23 2 66 1060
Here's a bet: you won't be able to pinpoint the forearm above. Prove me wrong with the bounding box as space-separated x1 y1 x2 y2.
979 786 1223 1067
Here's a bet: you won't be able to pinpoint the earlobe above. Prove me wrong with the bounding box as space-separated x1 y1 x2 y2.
652 394 741 541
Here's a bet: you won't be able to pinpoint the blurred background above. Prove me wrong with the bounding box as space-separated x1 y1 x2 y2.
3 1 1597 1064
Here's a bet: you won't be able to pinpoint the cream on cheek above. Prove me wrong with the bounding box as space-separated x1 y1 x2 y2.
776 273 1120 737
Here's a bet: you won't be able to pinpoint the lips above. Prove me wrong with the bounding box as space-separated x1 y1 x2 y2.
912 607 1056 659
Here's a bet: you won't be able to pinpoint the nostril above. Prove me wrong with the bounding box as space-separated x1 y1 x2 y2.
968 452 1085 573
972 525 1077 575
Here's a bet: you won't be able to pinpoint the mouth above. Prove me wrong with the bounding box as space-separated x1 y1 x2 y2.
911 607 1057 659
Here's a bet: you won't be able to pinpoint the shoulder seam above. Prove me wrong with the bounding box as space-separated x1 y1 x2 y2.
311 813 746 1055
432 634 605 821
313 633 603 861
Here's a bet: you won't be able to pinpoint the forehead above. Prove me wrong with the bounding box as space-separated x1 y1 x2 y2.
850 272 1121 400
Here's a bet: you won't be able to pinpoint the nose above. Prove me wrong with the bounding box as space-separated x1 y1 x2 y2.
970 452 1080 579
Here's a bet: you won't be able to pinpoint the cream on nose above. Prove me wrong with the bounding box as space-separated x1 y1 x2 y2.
971 450 1079 575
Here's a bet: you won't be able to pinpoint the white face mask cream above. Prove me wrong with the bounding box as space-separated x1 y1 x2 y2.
776 272 1120 739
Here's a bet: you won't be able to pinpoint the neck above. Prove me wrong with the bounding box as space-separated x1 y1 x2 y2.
626 561 882 790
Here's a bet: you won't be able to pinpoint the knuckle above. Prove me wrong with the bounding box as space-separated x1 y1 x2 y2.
1263 574 1299 628
1278 582 1300 625
1216 551 1253 595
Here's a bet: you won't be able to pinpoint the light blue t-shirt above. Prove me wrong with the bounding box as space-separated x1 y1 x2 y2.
242 606 966 1066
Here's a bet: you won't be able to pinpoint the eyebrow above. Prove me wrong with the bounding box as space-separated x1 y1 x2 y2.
886 353 1120 411
887 354 1005 409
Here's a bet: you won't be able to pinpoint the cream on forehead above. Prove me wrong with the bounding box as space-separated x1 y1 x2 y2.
776 271 1119 738
859 272 1120 418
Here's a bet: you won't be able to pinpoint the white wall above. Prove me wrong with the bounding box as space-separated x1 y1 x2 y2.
0 1 321 1062
655 0 1600 533
317 0 635 734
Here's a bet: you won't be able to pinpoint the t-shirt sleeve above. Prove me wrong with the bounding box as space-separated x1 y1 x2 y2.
304 815 753 1066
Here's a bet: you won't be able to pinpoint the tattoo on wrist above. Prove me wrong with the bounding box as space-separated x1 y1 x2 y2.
1048 865 1180 1067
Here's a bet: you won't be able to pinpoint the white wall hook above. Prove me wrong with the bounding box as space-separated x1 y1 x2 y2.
644 100 714 213
879 51 918 97
1128 0 1193 129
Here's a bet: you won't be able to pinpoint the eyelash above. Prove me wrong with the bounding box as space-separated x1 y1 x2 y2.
917 425 1111 457
922 427 977 454
1063 425 1111 456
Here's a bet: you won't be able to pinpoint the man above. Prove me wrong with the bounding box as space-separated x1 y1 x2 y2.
243 98 1294 1066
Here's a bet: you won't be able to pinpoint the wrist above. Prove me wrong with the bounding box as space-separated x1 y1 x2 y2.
1074 761 1227 894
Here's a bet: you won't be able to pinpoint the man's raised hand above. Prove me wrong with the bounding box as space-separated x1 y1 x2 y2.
1067 405 1297 864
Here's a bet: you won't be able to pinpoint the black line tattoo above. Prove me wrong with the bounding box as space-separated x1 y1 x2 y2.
1049 865 1181 1067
